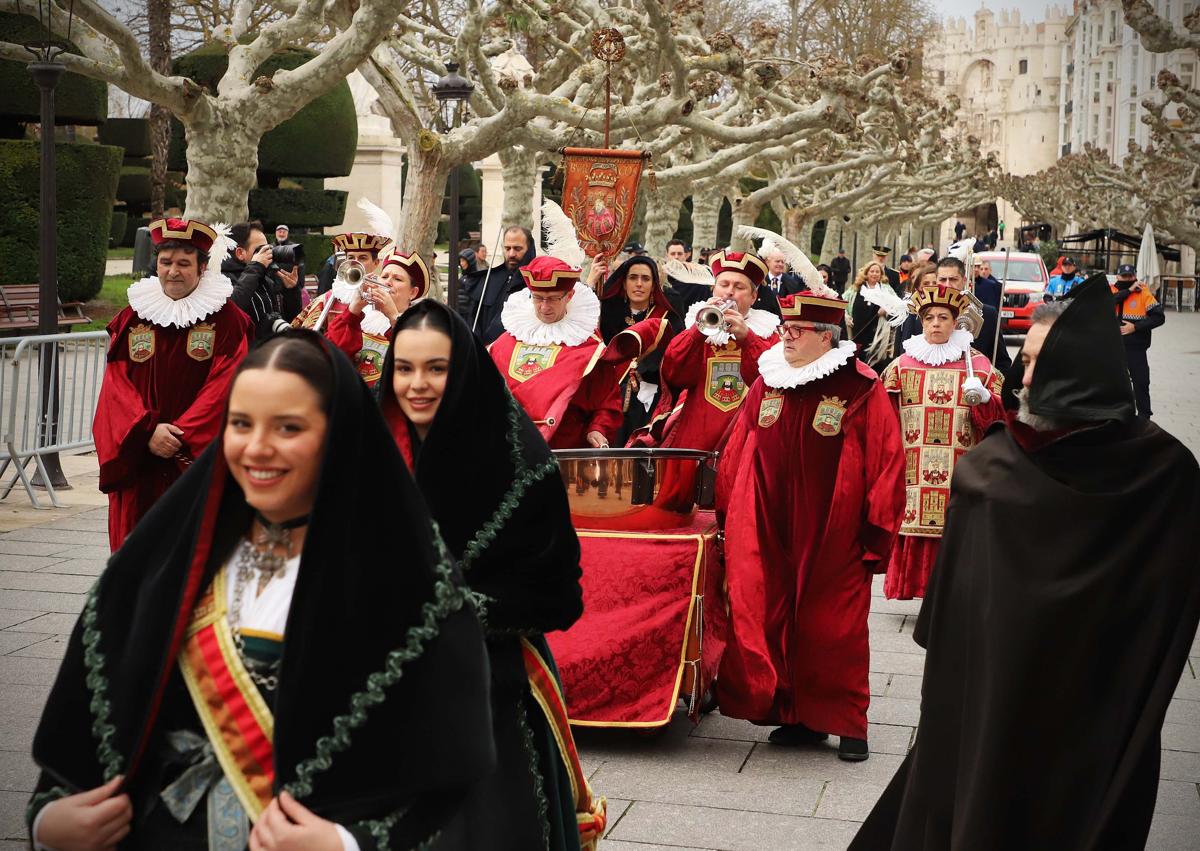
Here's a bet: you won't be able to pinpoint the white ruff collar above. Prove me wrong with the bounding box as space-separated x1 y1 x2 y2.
683 301 780 346
758 340 856 389
360 306 393 336
126 271 232 329
501 283 600 346
902 328 974 366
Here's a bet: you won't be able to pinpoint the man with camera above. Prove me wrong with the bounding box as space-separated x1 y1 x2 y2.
222 220 302 340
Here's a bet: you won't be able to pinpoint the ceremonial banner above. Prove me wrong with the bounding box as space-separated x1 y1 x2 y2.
560 147 649 258
546 512 727 727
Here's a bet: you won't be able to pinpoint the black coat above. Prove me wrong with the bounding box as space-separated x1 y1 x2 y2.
380 301 586 850
852 419 1200 850
462 243 538 343
222 257 302 341
973 274 1002 313
29 332 495 850
762 271 804 297
830 256 852 291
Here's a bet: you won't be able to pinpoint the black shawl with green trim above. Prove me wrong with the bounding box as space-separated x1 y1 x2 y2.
30 332 495 848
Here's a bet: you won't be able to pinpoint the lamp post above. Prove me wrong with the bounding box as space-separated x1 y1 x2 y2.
432 62 473 311
23 0 76 489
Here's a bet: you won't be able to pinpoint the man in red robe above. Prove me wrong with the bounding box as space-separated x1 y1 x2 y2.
93 218 250 550
717 290 905 761
488 256 623 449
632 250 779 510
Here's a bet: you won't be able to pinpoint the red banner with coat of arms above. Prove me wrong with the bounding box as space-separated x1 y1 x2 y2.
560 148 650 259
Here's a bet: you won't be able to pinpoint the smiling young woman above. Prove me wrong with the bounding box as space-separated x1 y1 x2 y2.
29 331 495 851
379 300 604 850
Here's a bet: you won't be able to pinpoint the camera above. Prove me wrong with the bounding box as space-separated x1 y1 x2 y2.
269 243 305 273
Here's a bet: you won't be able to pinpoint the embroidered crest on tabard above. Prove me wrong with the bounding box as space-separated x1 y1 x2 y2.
186 323 216 362
758 390 784 428
509 342 562 383
356 334 389 384
812 395 847 436
128 324 155 363
704 356 746 412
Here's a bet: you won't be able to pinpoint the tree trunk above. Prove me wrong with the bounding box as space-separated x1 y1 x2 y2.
147 0 171 219
691 191 722 250
181 115 261 223
397 144 448 300
500 146 537 227
731 197 763 249
643 188 684 255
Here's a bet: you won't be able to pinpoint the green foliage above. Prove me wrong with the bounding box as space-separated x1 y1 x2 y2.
249 188 347 228
292 233 334 270
0 139 121 302
169 44 357 178
98 119 150 159
1038 239 1061 270
109 211 127 246
118 165 150 208
437 165 483 244
0 13 107 128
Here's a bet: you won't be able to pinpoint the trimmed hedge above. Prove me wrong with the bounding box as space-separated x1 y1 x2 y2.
0 139 121 301
0 13 107 127
109 210 127 246
169 44 357 179
293 233 334 270
249 187 347 229
98 118 151 159
122 216 150 247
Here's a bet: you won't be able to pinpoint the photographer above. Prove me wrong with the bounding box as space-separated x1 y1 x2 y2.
222 220 303 340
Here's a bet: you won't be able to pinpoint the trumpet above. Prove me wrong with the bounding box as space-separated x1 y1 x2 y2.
314 260 375 333
696 299 737 336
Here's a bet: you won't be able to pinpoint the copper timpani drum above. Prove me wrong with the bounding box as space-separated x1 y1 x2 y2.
552 448 718 531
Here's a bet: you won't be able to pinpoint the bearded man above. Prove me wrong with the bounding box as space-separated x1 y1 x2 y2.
93 219 250 550
853 275 1200 849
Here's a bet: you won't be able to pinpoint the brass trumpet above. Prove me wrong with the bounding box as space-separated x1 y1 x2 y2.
696 299 737 336
956 291 986 405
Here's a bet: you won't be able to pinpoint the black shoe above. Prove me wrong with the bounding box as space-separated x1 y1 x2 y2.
838 737 869 761
768 723 829 746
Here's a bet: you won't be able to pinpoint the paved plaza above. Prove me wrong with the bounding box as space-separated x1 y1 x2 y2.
0 316 1198 849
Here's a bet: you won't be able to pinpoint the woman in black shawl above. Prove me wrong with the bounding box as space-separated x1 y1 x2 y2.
379 299 604 851
598 256 680 445
28 331 494 850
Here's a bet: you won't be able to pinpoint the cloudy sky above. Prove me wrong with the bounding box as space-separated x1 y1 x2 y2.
930 0 1064 23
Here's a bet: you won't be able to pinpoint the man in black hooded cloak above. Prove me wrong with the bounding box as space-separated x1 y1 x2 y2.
851 275 1200 850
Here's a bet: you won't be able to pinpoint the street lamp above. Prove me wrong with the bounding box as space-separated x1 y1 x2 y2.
22 0 77 488
432 61 473 311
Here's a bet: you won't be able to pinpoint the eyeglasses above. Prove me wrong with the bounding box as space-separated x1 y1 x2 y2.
779 324 818 340
530 293 568 305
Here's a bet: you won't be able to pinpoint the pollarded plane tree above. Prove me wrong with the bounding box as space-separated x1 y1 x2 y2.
0 0 412 221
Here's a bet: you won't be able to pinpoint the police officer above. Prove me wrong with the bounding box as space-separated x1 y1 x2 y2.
1111 263 1164 419
1047 256 1085 297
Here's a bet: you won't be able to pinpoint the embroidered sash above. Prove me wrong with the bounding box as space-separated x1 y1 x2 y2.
521 638 607 850
177 569 276 821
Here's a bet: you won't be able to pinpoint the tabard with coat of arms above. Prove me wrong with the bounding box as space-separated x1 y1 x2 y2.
882 352 1003 537
509 342 563 383
128 324 155 363
704 355 746 412
186 323 216 362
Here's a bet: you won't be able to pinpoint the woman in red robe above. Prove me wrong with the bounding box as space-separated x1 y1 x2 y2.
718 291 905 761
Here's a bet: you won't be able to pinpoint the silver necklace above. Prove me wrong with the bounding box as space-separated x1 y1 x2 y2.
227 516 305 689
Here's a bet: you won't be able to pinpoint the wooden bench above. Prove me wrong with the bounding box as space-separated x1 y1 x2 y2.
0 285 91 332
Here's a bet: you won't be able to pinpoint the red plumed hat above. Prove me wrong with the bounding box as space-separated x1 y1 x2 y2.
778 290 847 326
709 250 767 287
520 256 581 293
149 218 217 253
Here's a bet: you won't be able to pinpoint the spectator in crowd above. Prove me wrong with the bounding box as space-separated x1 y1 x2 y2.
474 241 488 268
273 223 289 245
897 254 914 287
763 250 804 296
459 248 477 275
665 239 687 262
971 258 1002 312
223 220 302 341
954 220 967 241
872 245 902 292
462 225 537 341
998 219 1006 242
830 248 852 294
1047 256 1086 297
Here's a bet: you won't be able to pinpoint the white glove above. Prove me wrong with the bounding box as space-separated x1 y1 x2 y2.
637 380 659 413
961 376 991 405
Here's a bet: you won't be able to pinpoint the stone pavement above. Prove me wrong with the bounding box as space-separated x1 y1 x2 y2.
0 316 1198 850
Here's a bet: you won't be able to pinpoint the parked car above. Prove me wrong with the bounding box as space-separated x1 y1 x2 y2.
974 251 1050 334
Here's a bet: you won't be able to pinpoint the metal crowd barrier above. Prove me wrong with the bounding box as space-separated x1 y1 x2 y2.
0 331 108 508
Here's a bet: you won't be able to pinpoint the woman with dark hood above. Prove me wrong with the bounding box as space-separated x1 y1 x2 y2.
27 331 494 851
379 300 605 851
598 255 681 444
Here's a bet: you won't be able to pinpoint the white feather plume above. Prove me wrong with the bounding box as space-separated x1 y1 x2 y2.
947 238 973 265
663 259 715 286
736 225 836 298
540 200 586 268
858 284 909 327
356 197 395 242
209 222 234 269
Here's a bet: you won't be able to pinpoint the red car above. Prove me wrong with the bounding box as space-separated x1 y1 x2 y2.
974 251 1050 334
